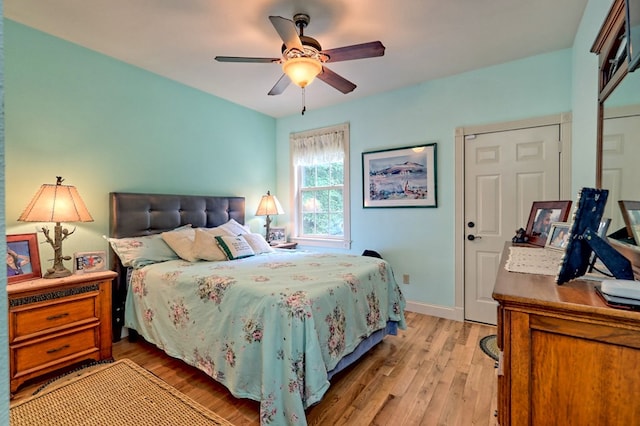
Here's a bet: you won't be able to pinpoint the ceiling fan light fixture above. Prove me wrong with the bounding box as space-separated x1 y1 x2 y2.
282 56 322 88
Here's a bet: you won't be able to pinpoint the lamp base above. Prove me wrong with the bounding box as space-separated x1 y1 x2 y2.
43 267 73 279
40 222 74 279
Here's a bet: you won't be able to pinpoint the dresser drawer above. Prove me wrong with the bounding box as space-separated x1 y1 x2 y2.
10 294 99 342
12 325 100 375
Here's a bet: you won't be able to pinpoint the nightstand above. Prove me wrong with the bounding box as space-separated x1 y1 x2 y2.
271 242 298 249
8 270 117 395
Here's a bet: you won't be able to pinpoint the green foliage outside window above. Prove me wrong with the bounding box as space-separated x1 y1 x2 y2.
301 163 344 236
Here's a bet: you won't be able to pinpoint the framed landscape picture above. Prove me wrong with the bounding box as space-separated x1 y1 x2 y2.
7 233 41 283
362 143 437 208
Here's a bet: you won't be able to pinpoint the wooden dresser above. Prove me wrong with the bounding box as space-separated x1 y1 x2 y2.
493 244 640 425
8 270 116 394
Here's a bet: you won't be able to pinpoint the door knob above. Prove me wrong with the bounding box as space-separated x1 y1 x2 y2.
467 234 482 241
468 221 475 228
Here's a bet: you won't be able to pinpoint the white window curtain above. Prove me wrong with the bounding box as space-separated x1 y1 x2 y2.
290 125 345 166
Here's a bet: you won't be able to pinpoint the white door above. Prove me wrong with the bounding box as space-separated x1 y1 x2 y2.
464 125 561 324
602 110 640 232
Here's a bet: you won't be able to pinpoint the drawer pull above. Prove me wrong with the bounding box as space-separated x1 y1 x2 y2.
46 344 70 354
46 313 70 321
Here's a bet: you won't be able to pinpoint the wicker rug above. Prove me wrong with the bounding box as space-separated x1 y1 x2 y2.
10 358 234 426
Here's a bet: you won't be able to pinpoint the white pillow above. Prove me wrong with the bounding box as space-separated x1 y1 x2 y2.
242 233 275 255
193 228 228 261
215 235 255 260
218 218 249 236
161 227 198 262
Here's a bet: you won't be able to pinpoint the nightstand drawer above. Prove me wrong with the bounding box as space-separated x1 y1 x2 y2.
12 325 100 374
10 294 99 342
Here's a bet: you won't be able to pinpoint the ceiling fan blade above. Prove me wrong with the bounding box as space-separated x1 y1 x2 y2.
269 16 303 51
268 74 291 96
215 56 280 63
322 41 385 63
317 66 357 94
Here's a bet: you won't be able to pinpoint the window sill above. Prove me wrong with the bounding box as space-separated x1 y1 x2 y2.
291 237 351 250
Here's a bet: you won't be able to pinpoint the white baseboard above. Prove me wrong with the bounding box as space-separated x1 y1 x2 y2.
405 300 464 322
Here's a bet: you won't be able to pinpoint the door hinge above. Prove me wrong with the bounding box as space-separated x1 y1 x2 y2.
557 139 562 153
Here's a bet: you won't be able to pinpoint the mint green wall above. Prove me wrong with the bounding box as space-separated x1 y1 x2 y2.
276 49 573 307
571 0 615 194
4 21 276 268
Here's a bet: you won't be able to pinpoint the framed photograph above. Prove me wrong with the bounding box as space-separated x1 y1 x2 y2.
545 222 571 251
73 251 107 274
7 233 41 283
618 200 640 244
268 227 286 245
525 200 573 246
362 143 437 208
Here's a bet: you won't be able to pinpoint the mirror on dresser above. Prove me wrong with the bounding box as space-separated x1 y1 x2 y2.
601 69 640 233
593 0 640 275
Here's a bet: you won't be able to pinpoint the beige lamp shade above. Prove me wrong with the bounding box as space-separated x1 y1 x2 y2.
255 191 284 244
18 177 93 279
19 179 93 223
255 191 284 217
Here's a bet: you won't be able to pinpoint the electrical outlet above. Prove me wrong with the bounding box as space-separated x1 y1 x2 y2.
403 274 410 285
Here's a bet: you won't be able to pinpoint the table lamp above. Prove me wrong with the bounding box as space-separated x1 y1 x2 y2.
255 190 284 243
18 176 94 278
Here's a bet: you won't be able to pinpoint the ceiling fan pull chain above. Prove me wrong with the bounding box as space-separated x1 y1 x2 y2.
301 87 306 115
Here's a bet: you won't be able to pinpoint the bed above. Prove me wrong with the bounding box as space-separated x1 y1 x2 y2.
109 192 406 425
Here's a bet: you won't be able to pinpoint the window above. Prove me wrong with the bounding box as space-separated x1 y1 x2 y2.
290 123 350 249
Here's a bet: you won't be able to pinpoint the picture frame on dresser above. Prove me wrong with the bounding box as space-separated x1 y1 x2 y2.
362 143 437 208
73 250 107 274
6 233 41 283
618 200 640 245
525 200 573 247
545 222 571 251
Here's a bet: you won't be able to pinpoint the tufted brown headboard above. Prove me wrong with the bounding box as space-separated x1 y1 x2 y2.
108 192 245 340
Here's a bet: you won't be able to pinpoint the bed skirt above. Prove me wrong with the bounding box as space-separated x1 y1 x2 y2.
326 321 398 380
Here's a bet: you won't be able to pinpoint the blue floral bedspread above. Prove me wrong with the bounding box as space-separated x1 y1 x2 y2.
125 250 406 425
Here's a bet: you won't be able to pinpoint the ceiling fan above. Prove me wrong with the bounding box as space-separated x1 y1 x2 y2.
215 13 385 96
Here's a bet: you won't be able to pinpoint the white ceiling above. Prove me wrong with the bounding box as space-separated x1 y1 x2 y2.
5 0 588 118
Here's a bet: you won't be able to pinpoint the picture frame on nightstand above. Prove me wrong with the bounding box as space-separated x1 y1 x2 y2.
268 227 286 245
7 233 41 283
74 251 107 274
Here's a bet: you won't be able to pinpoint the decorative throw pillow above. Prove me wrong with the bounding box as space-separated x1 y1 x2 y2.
218 218 249 236
193 228 229 261
161 226 198 262
215 235 256 260
242 233 275 255
107 234 179 268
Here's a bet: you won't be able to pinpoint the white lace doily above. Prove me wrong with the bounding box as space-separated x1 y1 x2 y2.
505 246 563 276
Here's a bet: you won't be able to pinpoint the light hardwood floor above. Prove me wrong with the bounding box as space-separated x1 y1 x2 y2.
11 312 498 425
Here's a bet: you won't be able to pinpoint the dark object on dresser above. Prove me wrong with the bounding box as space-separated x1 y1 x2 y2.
512 228 528 244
